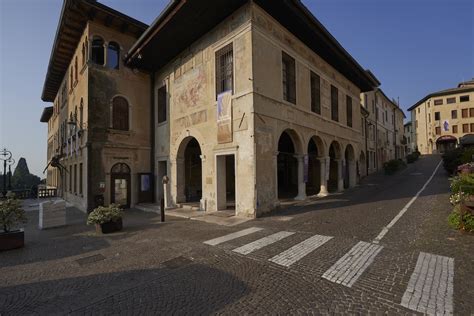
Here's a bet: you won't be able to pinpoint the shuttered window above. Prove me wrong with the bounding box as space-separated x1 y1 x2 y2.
112 96 129 131
331 85 339 121
282 52 296 104
346 95 353 127
310 72 321 114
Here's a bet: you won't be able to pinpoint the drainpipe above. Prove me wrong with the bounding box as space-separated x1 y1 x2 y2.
150 72 156 203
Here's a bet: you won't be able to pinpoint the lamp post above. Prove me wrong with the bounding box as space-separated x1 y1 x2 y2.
0 148 12 197
7 158 15 190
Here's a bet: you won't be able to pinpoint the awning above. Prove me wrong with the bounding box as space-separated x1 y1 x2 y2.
436 135 457 143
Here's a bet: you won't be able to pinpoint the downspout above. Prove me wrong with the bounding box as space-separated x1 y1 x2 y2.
150 72 156 203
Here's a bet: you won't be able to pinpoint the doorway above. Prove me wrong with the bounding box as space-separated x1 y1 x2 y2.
277 131 298 199
216 154 236 212
111 163 131 208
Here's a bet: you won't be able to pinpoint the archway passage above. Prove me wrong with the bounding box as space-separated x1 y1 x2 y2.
344 145 355 189
306 138 321 196
177 137 202 203
436 135 457 154
328 142 341 193
111 163 131 208
277 132 298 199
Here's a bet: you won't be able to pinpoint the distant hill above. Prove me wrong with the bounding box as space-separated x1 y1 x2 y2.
0 158 41 190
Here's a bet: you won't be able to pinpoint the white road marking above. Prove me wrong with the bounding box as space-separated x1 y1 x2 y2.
322 241 383 287
232 231 295 255
203 227 263 246
401 252 454 315
269 234 333 267
373 160 442 244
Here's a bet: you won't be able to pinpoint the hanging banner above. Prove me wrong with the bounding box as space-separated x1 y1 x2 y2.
443 120 449 132
217 91 233 144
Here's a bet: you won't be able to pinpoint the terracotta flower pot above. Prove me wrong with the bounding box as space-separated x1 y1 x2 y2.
95 218 123 234
0 229 25 251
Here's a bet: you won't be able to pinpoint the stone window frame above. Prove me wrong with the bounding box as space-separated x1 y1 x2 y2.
109 94 132 132
215 42 234 97
281 51 297 104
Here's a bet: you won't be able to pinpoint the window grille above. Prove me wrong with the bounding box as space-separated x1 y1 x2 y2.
215 43 233 96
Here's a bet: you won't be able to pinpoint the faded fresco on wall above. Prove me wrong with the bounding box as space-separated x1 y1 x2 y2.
217 91 233 143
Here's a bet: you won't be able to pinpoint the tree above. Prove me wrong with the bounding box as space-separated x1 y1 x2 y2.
11 158 41 190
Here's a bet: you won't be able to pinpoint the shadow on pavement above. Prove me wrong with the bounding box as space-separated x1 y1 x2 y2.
0 262 249 315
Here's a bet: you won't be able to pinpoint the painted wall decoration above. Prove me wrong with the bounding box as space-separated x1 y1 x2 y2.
217 91 233 143
443 120 449 132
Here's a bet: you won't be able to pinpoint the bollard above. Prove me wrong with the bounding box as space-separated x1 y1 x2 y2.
160 197 165 222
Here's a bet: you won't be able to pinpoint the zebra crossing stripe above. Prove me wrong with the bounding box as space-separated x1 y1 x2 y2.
400 252 454 315
322 241 383 287
233 231 295 255
203 227 263 246
269 234 333 267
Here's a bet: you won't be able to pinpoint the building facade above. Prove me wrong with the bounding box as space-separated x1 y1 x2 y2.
361 84 406 174
41 0 379 217
404 122 415 154
409 80 474 154
40 1 151 212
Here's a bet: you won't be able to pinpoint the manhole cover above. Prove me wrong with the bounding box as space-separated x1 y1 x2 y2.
76 254 106 266
162 256 193 269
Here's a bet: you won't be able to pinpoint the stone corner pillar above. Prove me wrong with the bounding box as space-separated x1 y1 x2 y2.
317 156 329 197
294 155 307 201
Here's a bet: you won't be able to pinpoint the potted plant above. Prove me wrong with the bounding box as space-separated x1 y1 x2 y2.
87 204 123 234
0 198 27 251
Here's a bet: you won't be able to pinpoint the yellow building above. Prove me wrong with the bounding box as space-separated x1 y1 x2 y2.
409 80 474 154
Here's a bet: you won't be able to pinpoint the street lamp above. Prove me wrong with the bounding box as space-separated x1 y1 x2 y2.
7 158 15 190
0 148 12 197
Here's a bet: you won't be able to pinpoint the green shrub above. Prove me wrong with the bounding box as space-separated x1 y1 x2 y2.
442 148 466 174
406 153 418 164
0 198 27 233
448 205 474 232
87 204 123 225
383 159 406 175
449 173 474 195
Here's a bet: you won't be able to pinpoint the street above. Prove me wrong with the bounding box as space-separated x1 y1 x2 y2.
1 155 473 315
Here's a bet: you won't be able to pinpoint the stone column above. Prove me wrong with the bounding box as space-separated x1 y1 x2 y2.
273 152 279 206
295 155 306 201
199 154 206 211
103 42 108 67
175 157 185 204
337 159 344 192
318 156 329 197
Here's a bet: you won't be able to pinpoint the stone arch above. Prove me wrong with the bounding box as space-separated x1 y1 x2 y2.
176 136 202 203
306 135 325 196
344 144 356 189
359 150 367 180
277 130 300 199
276 127 304 154
328 141 342 192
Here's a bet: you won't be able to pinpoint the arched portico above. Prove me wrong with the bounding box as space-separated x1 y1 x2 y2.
344 144 356 189
328 141 343 192
176 136 202 204
306 136 325 196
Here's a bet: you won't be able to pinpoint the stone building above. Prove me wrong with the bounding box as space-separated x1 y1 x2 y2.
40 0 151 212
361 80 406 174
408 79 474 154
404 122 415 154
41 0 380 217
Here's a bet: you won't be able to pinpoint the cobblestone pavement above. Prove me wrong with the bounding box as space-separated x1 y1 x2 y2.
0 155 473 315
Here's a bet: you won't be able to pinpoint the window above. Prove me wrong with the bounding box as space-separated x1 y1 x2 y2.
364 94 368 107
85 37 88 64
470 108 474 117
82 42 86 66
282 52 296 104
112 96 129 130
447 97 456 104
157 86 167 124
428 113 431 123
462 109 469 118
452 110 457 119
452 125 458 133
79 98 84 128
460 95 470 102
346 95 352 127
463 124 469 133
91 37 104 65
331 85 338 121
434 112 440 120
74 164 77 193
434 99 443 105
79 163 83 195
417 108 420 114
215 43 233 96
416 120 418 128
107 42 120 69
435 127 441 135
70 67 73 90
69 165 72 192
74 57 78 82
310 72 321 114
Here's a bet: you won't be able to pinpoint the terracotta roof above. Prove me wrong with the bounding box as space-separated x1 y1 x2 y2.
40 107 54 123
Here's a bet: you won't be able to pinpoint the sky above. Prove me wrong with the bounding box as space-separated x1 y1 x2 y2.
0 0 473 177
